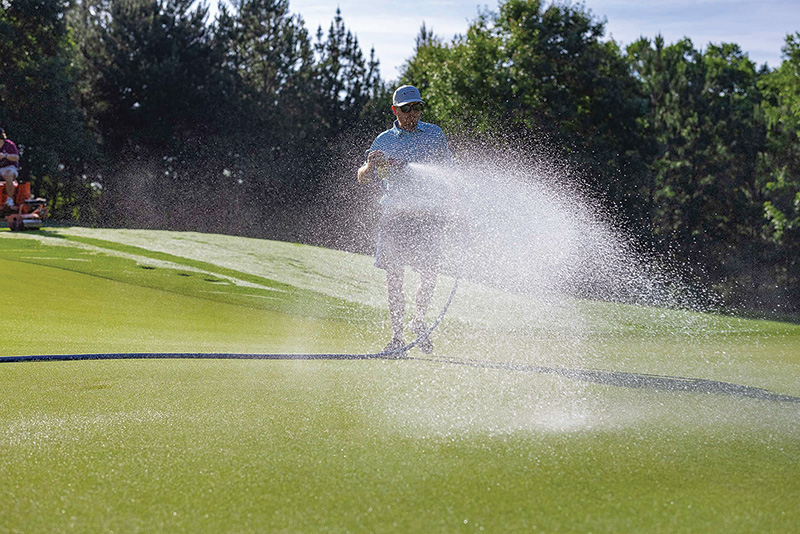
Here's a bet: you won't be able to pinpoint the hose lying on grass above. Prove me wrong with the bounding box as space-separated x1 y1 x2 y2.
0 277 461 363
3 274 798 405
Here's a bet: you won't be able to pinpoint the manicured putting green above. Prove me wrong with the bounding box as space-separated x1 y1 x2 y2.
1 228 798 533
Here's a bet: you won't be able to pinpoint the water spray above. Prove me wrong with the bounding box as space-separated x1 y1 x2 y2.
6 151 784 408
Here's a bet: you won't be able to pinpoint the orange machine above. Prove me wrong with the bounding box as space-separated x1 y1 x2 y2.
1 180 48 230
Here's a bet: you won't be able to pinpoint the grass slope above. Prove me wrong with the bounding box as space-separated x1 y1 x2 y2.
1 228 799 533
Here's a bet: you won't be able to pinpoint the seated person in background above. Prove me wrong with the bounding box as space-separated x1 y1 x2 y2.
1 127 21 210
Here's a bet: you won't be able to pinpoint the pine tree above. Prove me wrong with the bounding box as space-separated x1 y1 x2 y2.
0 0 95 220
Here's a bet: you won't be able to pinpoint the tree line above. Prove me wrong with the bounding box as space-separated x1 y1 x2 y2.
1 0 798 315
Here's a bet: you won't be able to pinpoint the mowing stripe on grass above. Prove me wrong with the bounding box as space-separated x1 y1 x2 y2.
2 350 797 404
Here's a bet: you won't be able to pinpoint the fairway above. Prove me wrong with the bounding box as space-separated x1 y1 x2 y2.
1 228 799 533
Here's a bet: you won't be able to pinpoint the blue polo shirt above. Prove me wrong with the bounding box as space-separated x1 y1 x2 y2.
366 120 453 210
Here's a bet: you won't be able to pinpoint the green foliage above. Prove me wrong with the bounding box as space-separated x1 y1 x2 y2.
75 0 216 149
214 0 313 133
70 0 234 229
62 0 384 234
628 36 780 307
629 38 765 249
757 33 800 298
402 13 506 134
400 2 798 311
218 0 310 97
401 0 651 224
312 8 381 133
0 0 97 220
210 0 316 207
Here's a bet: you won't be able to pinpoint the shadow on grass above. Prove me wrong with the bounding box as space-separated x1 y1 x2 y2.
425 355 800 404
1 351 798 404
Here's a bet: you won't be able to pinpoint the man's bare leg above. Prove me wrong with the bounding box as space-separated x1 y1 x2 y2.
414 271 437 324
385 267 405 351
410 271 436 353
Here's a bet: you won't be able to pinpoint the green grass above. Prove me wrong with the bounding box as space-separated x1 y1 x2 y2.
1 228 799 533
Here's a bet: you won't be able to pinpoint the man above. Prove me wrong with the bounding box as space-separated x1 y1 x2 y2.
357 85 453 354
0 128 20 210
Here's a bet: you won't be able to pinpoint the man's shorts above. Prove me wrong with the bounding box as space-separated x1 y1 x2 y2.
0 165 18 180
375 212 448 274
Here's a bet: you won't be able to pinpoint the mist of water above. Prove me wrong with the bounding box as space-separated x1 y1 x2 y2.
402 157 703 310
367 150 773 437
97 146 784 437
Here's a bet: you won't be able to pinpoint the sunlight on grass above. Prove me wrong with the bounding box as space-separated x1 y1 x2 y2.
1 228 798 533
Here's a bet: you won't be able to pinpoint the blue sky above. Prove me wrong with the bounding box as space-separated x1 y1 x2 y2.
259 0 799 80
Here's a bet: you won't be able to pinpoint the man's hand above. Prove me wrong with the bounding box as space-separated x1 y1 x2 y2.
358 151 408 184
366 150 386 168
358 150 386 184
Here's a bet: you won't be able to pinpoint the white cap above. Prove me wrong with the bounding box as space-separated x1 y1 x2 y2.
393 85 424 106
